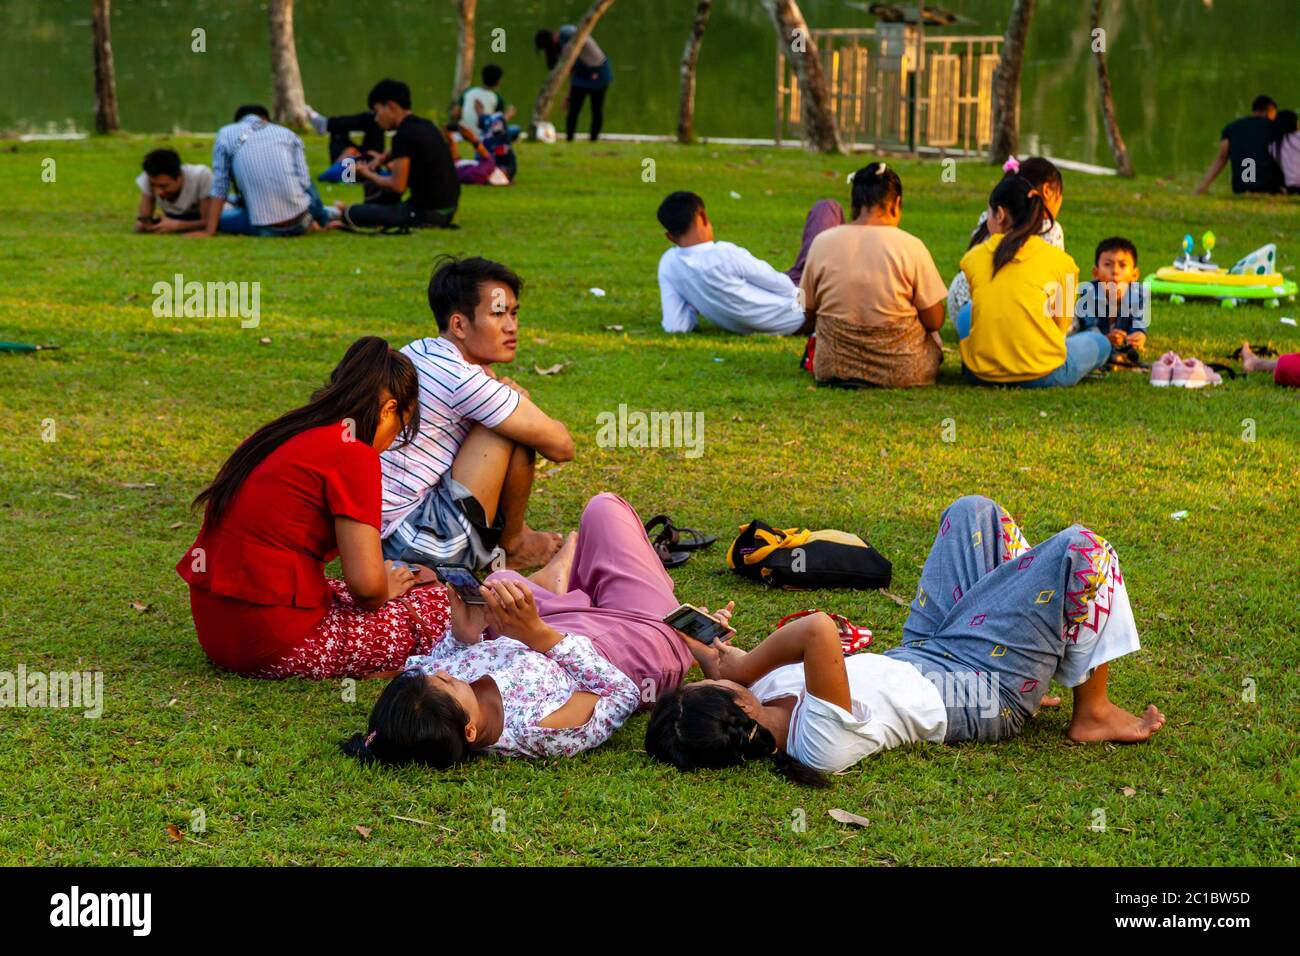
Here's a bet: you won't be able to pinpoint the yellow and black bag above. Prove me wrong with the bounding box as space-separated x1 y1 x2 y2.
726 520 891 590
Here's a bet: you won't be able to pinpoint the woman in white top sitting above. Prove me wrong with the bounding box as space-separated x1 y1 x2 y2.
646 495 1166 786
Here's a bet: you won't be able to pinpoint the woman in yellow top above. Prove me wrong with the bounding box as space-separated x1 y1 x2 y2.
959 176 1111 387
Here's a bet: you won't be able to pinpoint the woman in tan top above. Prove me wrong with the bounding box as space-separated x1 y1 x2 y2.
800 163 949 388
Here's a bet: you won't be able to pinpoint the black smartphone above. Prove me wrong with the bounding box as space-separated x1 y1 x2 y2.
433 564 487 605
663 604 731 645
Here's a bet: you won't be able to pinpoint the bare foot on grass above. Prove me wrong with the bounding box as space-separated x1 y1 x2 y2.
1240 341 1274 375
1067 700 1166 743
504 526 563 570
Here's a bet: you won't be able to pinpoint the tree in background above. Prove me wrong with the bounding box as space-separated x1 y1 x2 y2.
530 0 617 137
763 0 840 153
989 0 1035 164
453 0 477 102
1091 0 1134 176
91 0 119 133
677 0 713 144
268 0 310 129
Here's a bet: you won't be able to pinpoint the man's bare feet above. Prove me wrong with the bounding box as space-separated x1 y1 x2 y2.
528 531 577 593
503 526 563 570
1067 700 1166 743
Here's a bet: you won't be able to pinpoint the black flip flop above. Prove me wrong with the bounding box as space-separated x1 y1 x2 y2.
1107 344 1150 371
644 514 717 552
1230 343 1277 360
654 540 691 569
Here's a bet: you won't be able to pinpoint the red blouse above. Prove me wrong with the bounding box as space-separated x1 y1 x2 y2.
177 423 381 672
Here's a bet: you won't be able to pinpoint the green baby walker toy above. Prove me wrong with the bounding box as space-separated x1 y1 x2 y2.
1143 232 1298 309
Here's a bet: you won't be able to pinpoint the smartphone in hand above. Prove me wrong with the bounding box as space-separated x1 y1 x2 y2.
433 564 487 604
663 604 731 645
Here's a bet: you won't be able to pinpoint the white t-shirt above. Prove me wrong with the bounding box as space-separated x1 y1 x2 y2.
749 653 947 774
135 164 213 217
460 86 504 122
658 241 803 335
380 336 521 535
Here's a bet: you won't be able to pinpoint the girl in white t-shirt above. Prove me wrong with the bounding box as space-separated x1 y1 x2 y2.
646 495 1166 786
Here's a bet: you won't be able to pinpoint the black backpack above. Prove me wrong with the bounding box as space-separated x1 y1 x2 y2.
726 520 892 590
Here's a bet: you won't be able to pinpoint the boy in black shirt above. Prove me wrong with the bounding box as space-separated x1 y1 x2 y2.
335 79 460 230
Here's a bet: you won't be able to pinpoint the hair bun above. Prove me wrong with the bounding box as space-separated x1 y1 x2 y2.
1003 156 1021 174
850 161 888 185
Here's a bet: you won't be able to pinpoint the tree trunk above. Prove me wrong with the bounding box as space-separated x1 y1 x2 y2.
1091 0 1134 176
677 0 713 144
268 0 309 130
453 0 477 102
530 0 617 137
763 0 841 153
988 0 1035 165
91 0 119 133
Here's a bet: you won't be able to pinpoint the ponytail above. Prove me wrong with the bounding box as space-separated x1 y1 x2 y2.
645 685 830 788
987 175 1051 274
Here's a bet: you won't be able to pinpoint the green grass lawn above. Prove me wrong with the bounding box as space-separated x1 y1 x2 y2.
1 136 1297 866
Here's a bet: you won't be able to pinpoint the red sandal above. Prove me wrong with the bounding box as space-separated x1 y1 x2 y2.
776 609 873 655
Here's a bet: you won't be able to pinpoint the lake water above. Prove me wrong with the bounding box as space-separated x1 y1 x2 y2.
4 0 1295 175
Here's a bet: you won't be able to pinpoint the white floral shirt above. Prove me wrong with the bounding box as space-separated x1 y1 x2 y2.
403 630 640 759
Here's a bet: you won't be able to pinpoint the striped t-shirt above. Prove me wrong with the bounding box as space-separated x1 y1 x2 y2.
209 115 313 226
380 336 520 535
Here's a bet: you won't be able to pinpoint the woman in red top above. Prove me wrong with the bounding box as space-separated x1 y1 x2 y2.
178 336 450 678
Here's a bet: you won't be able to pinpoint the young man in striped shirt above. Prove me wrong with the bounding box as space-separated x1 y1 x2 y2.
380 257 575 571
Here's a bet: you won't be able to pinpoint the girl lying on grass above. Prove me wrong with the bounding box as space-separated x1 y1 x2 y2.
646 495 1165 787
342 493 726 766
179 336 451 679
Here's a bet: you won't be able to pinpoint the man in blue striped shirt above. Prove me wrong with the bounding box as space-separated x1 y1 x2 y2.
190 104 334 238
381 257 575 570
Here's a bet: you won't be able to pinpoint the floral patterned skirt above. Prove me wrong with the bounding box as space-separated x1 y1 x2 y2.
251 580 449 680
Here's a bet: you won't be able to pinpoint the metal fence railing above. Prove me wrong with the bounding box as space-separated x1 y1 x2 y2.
777 28 1002 154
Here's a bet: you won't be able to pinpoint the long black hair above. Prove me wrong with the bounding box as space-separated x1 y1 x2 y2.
1273 109 1298 151
985 175 1050 274
644 684 829 788
193 336 421 522
341 671 472 768
967 156 1062 250
849 161 903 219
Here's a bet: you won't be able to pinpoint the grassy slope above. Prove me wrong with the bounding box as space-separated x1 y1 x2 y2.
0 137 1296 866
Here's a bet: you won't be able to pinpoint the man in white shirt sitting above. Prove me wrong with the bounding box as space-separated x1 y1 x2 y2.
133 148 215 234
655 191 843 335
381 257 575 571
